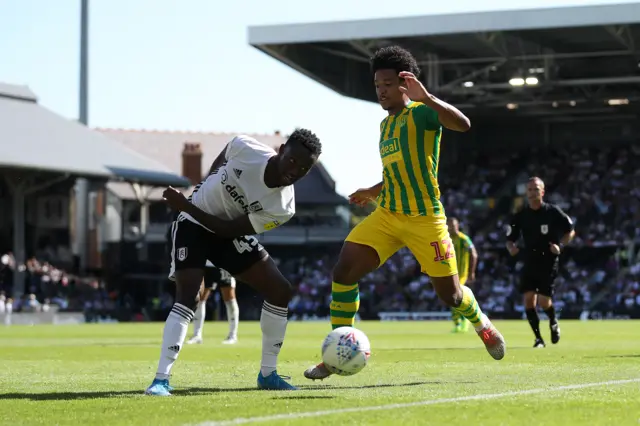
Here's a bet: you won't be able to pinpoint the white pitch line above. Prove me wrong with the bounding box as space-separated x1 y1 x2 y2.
190 378 640 426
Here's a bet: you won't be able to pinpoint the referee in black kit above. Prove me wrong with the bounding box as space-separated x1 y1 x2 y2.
506 177 575 348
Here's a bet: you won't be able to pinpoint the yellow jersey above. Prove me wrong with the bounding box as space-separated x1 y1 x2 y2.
377 101 443 216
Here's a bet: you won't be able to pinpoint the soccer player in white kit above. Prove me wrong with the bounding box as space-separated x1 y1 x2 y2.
145 129 321 395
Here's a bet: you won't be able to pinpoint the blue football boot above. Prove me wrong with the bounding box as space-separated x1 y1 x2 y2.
257 371 297 390
144 378 172 396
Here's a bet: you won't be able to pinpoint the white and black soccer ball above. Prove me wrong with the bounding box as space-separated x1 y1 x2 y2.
321 326 371 376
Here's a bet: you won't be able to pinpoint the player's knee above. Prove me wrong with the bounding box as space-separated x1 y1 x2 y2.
332 243 378 285
332 261 355 285
175 289 200 311
266 278 293 307
440 288 463 307
332 257 366 285
175 271 205 311
538 297 552 309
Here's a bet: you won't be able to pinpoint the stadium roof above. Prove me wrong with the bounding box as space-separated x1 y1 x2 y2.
99 128 347 205
0 83 190 187
248 3 640 118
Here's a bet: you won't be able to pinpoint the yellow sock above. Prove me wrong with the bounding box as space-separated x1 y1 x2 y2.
455 286 484 328
330 282 359 330
451 308 462 327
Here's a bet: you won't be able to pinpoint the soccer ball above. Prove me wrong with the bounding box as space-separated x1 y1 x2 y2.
321 326 371 376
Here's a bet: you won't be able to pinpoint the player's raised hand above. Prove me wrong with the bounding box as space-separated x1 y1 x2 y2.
506 241 519 257
349 188 378 206
398 71 430 101
162 187 189 212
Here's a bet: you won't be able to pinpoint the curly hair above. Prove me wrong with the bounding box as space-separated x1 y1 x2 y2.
370 45 421 78
286 128 322 156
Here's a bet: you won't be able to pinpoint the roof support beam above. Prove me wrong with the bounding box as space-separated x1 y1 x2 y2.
348 40 373 59
420 49 636 66
474 32 510 57
312 45 368 63
439 60 507 90
604 25 636 51
440 75 640 93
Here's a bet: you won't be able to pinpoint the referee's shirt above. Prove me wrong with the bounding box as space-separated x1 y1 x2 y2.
506 202 574 268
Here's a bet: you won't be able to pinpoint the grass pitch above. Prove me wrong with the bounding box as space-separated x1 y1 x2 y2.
1 320 639 425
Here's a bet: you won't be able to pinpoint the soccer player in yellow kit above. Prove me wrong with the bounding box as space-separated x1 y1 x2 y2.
448 217 478 333
304 46 505 380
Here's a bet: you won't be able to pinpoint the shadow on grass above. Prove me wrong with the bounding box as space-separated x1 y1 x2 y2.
376 346 530 352
0 380 462 401
273 395 336 400
297 380 476 391
584 354 640 359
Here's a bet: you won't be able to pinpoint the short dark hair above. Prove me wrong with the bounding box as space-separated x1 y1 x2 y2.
528 176 545 188
286 128 322 156
370 46 421 78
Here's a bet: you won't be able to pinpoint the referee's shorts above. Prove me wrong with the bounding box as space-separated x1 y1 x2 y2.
519 254 558 297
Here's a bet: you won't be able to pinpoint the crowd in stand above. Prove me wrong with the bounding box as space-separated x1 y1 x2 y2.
0 251 115 319
2 143 639 320
286 143 640 319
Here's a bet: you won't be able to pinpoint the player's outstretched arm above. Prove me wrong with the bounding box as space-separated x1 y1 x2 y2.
162 187 256 238
399 71 471 132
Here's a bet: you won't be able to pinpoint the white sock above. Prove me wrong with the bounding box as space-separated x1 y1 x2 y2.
260 301 288 377
192 302 206 338
225 299 239 339
155 303 194 380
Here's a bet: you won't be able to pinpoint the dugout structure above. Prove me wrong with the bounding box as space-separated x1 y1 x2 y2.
248 3 640 124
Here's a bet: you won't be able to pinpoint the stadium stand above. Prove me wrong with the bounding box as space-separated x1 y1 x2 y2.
3 4 640 322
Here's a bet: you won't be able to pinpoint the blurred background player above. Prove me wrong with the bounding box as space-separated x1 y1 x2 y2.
447 217 478 333
187 261 239 345
304 46 505 381
507 177 575 348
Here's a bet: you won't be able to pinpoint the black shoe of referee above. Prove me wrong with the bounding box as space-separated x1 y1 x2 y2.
533 338 546 348
550 322 561 344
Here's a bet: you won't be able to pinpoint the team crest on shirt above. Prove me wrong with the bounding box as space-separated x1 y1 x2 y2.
540 225 548 235
397 116 407 127
177 247 188 261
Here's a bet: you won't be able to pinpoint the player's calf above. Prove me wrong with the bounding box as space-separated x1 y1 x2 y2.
146 269 203 395
235 256 297 389
329 242 378 330
432 276 506 360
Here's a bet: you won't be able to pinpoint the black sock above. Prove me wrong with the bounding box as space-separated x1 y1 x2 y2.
544 305 557 324
525 308 542 340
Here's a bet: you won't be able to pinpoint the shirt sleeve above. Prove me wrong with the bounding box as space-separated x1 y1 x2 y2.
464 235 475 250
224 136 247 161
554 205 574 235
412 104 441 131
506 212 521 243
248 210 293 234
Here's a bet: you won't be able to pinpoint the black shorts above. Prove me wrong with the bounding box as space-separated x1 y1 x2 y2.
203 264 236 290
519 263 558 297
168 219 267 280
